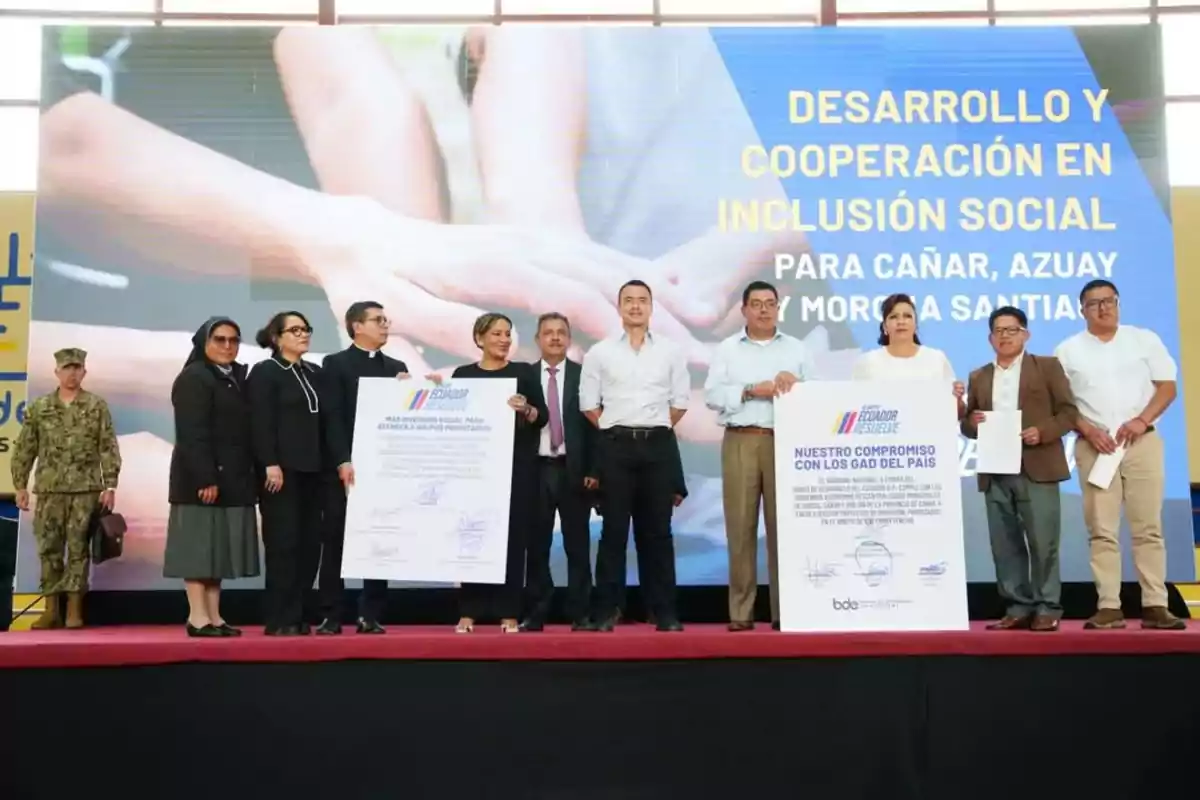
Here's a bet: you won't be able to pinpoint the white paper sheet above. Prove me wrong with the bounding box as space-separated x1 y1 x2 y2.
1087 445 1127 490
975 410 1023 475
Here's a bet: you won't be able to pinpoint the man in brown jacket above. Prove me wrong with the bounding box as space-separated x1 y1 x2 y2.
961 307 1078 632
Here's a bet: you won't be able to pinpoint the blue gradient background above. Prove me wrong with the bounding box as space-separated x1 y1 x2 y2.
18 25 1192 592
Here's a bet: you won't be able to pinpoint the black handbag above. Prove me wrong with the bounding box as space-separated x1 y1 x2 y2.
89 509 127 565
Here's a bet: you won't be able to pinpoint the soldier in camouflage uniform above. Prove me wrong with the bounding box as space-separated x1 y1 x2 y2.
12 348 122 630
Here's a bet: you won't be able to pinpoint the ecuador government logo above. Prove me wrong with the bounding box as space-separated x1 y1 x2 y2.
833 405 901 435
406 386 470 412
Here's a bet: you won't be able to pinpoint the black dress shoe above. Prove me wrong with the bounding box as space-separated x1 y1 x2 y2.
656 618 684 632
356 618 385 634
771 621 781 631
186 623 222 638
316 618 343 635
215 623 242 637
265 624 304 636
594 615 617 632
297 622 312 635
518 618 544 632
571 619 596 632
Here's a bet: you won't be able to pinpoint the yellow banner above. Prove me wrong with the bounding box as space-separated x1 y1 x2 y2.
0 193 34 496
1171 187 1200 484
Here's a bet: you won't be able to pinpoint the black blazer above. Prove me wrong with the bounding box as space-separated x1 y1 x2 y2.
168 360 257 507
321 345 408 466
529 359 599 485
247 354 327 474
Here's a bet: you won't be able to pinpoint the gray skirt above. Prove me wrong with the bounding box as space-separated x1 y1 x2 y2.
162 504 261 581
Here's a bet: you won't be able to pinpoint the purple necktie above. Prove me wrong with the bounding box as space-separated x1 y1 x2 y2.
547 366 564 453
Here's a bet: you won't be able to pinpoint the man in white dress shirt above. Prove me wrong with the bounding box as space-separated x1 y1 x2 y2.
1054 280 1186 630
580 279 689 632
704 281 816 631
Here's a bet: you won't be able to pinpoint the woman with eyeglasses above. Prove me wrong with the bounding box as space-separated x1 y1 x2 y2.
852 293 966 415
247 310 329 636
163 316 260 637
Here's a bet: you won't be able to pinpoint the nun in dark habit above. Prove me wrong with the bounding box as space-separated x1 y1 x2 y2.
162 316 261 637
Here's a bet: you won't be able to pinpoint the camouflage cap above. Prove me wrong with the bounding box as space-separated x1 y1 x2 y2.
54 348 87 368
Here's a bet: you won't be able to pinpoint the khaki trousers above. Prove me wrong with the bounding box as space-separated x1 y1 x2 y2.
1074 430 1168 610
721 428 779 623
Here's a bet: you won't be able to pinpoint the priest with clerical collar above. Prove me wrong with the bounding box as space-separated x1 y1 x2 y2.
316 301 409 636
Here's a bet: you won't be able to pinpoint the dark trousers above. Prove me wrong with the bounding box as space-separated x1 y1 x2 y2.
613 508 659 619
524 457 593 624
459 465 530 622
0 506 16 632
593 427 678 622
984 473 1063 618
259 469 324 630
320 483 388 624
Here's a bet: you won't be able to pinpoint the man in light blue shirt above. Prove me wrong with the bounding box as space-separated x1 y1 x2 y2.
704 281 815 631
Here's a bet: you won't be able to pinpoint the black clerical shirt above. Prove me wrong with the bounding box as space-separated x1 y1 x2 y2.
322 345 408 466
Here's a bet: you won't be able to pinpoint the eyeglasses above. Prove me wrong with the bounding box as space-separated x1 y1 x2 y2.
211 335 240 347
365 315 390 326
1083 297 1118 311
991 326 1025 337
283 325 313 337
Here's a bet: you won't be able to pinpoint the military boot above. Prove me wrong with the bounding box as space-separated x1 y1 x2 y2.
31 594 62 630
65 592 85 629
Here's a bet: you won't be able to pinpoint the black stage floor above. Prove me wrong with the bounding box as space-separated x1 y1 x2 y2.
1 644 1198 799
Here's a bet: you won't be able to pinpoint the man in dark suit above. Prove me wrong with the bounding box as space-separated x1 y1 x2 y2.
520 312 600 631
317 301 408 635
961 306 1078 633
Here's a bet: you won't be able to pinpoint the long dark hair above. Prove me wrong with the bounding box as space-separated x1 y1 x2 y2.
255 310 311 353
877 293 921 347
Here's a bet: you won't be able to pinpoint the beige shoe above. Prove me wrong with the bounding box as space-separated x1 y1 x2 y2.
30 595 62 630
65 592 85 629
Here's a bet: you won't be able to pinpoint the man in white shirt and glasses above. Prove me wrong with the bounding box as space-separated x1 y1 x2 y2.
1054 279 1186 630
703 280 815 631
581 279 689 632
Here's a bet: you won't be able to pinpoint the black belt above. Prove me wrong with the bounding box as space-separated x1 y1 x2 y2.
539 455 565 464
605 426 669 439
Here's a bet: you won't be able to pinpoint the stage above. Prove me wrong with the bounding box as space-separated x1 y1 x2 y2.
3 621 1200 668
2 624 1199 799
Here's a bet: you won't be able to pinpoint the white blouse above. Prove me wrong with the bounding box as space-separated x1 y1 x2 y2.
851 346 957 383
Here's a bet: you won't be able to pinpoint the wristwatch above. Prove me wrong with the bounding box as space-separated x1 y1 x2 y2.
742 384 755 401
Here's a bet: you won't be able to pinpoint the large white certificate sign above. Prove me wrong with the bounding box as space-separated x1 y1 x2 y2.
774 380 968 633
341 377 515 584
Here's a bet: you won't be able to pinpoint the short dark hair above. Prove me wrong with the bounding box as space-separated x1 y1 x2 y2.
742 280 778 306
536 312 570 334
988 306 1028 331
1079 279 1118 305
344 301 383 340
617 279 652 303
877 293 920 346
255 310 311 350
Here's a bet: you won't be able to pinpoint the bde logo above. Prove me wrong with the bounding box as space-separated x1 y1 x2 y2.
831 598 859 611
406 386 470 412
833 405 901 435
